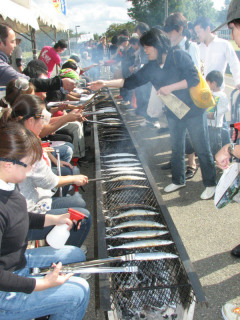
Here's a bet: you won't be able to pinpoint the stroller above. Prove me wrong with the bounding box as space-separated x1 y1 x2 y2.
230 88 240 143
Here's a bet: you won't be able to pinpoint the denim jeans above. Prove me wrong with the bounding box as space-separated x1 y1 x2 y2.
51 166 73 196
0 246 90 320
167 112 216 186
51 142 74 163
28 206 91 248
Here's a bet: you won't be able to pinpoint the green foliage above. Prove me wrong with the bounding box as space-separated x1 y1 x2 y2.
105 22 136 40
127 0 218 27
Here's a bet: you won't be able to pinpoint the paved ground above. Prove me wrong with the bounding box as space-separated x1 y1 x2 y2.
81 97 240 320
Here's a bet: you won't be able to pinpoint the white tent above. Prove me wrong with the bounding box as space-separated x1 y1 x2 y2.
0 0 39 33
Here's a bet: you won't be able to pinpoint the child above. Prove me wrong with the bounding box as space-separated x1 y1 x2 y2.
0 122 89 320
206 70 230 157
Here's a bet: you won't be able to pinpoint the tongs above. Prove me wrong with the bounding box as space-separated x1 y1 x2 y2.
82 110 106 116
31 254 135 275
85 119 117 126
31 266 138 276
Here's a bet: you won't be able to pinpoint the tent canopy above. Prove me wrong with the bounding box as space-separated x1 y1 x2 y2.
0 0 68 33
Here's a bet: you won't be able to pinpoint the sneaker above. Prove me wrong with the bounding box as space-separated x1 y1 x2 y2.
80 245 87 255
200 186 216 200
164 183 185 193
222 303 240 320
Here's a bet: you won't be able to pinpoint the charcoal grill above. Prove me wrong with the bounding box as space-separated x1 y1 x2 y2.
92 89 207 319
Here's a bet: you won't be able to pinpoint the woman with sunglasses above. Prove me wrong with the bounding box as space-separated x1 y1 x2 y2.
89 28 217 200
0 94 91 248
0 122 89 320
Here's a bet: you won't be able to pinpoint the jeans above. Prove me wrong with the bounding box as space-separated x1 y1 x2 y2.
167 112 216 186
51 166 73 196
28 206 91 248
52 142 74 163
0 246 90 320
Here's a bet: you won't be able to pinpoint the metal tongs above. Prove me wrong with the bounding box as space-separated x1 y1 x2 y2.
31 254 136 275
31 266 138 276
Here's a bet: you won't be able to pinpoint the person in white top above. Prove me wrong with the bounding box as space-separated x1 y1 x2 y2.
194 16 240 90
206 70 229 156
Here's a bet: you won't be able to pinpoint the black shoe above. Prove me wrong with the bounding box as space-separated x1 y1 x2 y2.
231 244 240 257
161 161 171 170
185 166 198 180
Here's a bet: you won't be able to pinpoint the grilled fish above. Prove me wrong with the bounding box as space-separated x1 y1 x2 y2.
102 167 143 171
101 153 136 158
104 158 139 163
106 209 158 220
133 252 178 261
105 176 146 182
106 220 165 230
103 163 141 167
105 230 168 239
112 204 157 211
107 239 173 250
105 185 149 193
103 171 145 177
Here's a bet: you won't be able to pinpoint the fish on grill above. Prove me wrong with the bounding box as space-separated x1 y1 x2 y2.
133 252 178 261
104 185 149 193
107 239 173 250
103 163 142 168
101 153 136 158
106 176 146 182
106 209 159 220
106 220 165 230
112 204 157 211
102 167 143 172
104 158 139 163
103 171 145 176
105 230 168 239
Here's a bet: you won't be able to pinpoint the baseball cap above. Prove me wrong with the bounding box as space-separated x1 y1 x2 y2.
212 0 240 32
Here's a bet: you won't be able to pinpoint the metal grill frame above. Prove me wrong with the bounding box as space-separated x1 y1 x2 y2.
93 89 207 317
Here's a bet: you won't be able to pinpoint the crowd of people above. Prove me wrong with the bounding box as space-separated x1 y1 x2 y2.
0 0 239 319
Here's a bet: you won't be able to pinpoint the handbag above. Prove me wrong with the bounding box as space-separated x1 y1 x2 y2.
189 67 216 109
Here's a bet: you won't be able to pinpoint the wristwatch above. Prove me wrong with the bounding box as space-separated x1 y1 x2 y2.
228 143 236 157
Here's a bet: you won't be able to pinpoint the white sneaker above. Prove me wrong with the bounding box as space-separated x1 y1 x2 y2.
200 186 216 200
164 183 185 193
222 303 240 320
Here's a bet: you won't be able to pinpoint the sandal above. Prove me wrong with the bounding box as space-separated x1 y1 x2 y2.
185 166 198 180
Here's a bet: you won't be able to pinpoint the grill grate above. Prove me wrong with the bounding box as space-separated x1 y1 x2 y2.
94 96 195 318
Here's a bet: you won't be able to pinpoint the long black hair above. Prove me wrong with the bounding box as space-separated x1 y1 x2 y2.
140 28 170 64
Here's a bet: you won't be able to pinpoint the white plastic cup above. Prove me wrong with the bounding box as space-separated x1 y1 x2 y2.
46 224 70 249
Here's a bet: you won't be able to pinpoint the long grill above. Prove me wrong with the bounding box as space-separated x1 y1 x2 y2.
92 90 206 319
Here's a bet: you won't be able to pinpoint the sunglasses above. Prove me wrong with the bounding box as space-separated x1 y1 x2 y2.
0 158 28 168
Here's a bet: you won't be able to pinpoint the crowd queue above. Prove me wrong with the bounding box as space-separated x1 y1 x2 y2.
0 0 239 319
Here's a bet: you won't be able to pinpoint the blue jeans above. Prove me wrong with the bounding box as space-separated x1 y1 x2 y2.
28 206 91 248
0 246 90 320
52 142 74 163
167 113 216 186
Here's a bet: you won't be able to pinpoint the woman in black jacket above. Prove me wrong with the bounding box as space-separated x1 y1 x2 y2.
89 28 216 200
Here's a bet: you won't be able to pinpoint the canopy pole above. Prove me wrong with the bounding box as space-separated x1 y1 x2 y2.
31 28 37 60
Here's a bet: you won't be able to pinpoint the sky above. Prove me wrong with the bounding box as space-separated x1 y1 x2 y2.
65 0 226 35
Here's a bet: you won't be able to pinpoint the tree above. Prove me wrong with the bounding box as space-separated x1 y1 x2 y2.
127 0 218 27
105 22 136 40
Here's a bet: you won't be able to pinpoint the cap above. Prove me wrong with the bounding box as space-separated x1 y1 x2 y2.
212 0 240 32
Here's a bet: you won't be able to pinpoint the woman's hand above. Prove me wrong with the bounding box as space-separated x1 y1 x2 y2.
215 144 231 170
72 174 88 186
60 161 73 169
157 85 173 96
34 262 73 291
88 80 105 91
